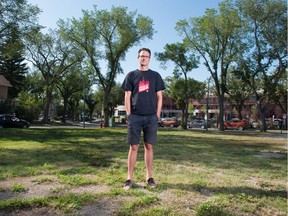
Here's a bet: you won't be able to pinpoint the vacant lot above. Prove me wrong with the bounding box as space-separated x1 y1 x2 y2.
0 128 286 216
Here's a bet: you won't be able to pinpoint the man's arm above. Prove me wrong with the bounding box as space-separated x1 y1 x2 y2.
124 91 131 116
156 90 163 120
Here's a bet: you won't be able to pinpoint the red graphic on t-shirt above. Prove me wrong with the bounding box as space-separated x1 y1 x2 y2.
138 78 150 93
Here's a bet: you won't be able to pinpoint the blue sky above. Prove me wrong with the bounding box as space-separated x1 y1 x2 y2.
27 0 223 84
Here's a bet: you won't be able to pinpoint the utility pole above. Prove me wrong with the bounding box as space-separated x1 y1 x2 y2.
206 77 211 131
83 78 86 128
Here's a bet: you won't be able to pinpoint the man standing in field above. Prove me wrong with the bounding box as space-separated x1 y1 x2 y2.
121 48 165 190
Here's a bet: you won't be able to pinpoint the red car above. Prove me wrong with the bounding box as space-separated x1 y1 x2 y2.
224 118 248 131
158 118 181 128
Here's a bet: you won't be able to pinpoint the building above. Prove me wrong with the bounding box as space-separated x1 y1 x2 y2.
114 94 285 123
162 94 285 122
161 96 181 118
0 75 12 100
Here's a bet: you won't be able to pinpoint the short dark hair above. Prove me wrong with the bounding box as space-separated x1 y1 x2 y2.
138 48 151 57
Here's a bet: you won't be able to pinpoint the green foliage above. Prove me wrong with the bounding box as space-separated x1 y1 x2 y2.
58 6 154 126
50 193 96 213
11 184 27 193
118 195 159 216
58 175 97 186
176 0 246 130
138 207 178 216
234 0 287 130
170 78 206 110
0 27 28 98
195 201 230 216
32 176 55 184
56 167 95 176
0 197 47 210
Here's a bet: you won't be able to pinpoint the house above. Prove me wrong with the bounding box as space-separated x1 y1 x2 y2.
0 75 12 100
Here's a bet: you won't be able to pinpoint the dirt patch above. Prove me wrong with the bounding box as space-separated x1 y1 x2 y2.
0 175 116 216
0 175 62 201
0 207 63 216
76 196 125 216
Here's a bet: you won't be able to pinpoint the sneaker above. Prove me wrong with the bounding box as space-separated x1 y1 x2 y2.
147 178 157 189
123 179 133 190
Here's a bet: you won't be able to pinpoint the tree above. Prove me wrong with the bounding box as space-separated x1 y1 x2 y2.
0 26 28 98
15 71 46 122
96 83 125 122
225 69 253 120
0 0 40 41
58 6 154 127
0 0 40 99
176 0 245 130
235 0 287 132
170 78 206 129
270 70 287 114
56 65 88 123
84 93 97 123
155 42 200 129
25 29 83 123
67 92 82 121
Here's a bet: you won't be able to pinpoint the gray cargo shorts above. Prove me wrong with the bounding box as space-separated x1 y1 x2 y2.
126 113 158 145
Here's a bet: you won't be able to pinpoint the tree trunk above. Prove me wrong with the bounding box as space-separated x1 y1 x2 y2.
257 99 267 132
61 97 68 123
218 94 225 130
44 87 52 124
181 109 185 129
103 91 110 127
236 103 243 120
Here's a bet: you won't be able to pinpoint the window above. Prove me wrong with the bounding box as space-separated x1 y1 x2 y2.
118 111 126 116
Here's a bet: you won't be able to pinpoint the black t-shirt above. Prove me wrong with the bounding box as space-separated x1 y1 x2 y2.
121 69 165 115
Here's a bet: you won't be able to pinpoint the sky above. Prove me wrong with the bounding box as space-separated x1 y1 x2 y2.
27 0 223 84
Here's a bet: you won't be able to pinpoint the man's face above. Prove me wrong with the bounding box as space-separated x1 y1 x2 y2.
138 50 150 67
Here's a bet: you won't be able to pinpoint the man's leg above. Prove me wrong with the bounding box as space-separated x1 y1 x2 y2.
127 144 139 180
144 143 153 180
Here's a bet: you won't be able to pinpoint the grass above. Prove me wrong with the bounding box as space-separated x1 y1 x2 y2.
0 127 286 215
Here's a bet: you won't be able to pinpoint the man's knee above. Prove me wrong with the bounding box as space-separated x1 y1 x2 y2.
130 144 139 152
144 143 153 151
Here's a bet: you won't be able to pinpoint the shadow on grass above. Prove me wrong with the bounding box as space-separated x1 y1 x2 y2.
156 131 286 173
161 182 287 199
0 128 128 173
0 128 286 180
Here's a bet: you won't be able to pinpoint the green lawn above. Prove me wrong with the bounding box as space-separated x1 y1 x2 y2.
0 128 286 216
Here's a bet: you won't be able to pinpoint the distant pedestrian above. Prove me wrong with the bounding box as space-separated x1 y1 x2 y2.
121 48 165 190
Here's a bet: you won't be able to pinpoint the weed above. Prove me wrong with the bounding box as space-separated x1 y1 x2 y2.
0 197 48 210
49 193 96 213
11 184 27 193
137 207 179 216
58 174 97 186
117 195 159 216
195 201 230 216
32 176 55 184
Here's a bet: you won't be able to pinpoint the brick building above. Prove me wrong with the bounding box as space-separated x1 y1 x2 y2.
162 94 285 122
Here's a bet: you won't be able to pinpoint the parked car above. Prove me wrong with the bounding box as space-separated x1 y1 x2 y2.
187 120 210 129
223 118 248 131
158 118 180 128
0 114 30 128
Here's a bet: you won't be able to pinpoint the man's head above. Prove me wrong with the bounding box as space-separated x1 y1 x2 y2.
138 48 151 58
138 48 151 68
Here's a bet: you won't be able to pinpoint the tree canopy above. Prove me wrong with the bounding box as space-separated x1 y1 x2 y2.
58 6 155 126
